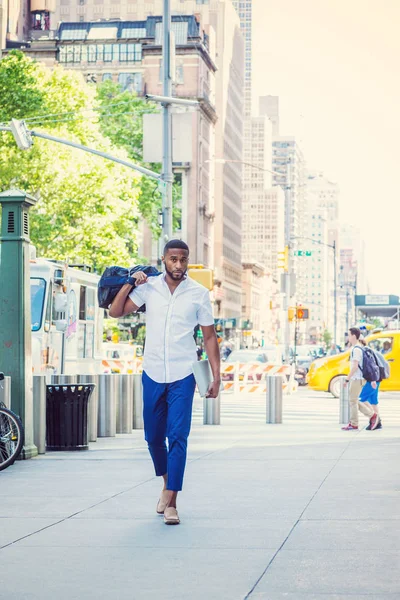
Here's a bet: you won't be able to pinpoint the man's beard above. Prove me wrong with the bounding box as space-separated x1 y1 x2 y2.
165 265 186 281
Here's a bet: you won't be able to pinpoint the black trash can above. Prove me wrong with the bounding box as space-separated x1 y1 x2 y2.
46 384 95 451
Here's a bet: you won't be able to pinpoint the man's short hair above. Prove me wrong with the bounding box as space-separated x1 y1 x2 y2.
163 239 189 255
349 327 361 339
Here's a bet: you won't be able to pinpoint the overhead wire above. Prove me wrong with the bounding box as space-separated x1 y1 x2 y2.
23 109 146 127
24 97 153 124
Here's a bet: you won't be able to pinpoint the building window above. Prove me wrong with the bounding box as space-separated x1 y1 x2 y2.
118 72 142 92
58 46 67 62
73 45 81 62
175 61 184 84
102 73 112 82
120 26 146 39
65 46 74 63
155 21 188 45
88 45 97 62
103 44 113 62
96 44 104 61
119 43 142 62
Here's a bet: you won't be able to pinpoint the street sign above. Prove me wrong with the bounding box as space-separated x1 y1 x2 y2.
294 250 312 257
365 295 390 305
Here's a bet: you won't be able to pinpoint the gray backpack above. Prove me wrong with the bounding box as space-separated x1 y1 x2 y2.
371 349 390 381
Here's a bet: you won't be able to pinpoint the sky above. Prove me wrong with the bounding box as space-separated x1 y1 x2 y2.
252 0 400 294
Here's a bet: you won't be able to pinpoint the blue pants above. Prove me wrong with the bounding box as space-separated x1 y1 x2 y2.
359 381 380 405
142 371 196 491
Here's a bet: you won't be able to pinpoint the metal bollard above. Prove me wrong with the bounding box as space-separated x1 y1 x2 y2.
132 373 143 429
33 375 46 454
78 374 99 442
0 375 11 409
116 374 133 434
97 374 117 437
203 393 221 425
233 361 240 396
266 375 283 423
339 377 350 424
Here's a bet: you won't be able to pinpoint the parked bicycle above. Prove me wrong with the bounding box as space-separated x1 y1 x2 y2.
0 373 24 471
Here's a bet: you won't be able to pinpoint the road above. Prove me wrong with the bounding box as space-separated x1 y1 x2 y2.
1 388 400 599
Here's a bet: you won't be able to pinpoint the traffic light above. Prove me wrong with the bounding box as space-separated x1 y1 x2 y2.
188 264 214 290
288 307 296 321
296 307 309 320
278 246 289 272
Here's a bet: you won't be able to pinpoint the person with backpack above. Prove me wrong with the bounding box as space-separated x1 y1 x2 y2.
358 338 390 430
342 327 380 431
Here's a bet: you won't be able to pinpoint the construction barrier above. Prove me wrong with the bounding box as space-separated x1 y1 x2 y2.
101 358 143 374
222 362 298 395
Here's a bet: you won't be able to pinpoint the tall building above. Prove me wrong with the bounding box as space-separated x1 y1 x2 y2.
232 0 251 117
259 95 280 136
13 15 218 269
305 170 340 339
0 0 55 48
11 0 246 318
303 199 329 338
243 116 272 190
209 0 244 319
241 114 284 343
272 136 308 302
242 116 284 279
241 262 265 345
53 0 211 26
242 188 285 279
338 224 368 341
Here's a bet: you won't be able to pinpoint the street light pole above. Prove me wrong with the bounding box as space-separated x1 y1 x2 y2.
333 239 337 348
161 0 173 242
283 159 292 363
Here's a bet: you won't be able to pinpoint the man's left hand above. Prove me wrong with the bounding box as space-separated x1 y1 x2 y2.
206 379 221 398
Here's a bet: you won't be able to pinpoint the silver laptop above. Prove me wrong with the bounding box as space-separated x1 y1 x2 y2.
192 359 213 397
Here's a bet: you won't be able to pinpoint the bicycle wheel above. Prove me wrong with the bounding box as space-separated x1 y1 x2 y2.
0 407 24 471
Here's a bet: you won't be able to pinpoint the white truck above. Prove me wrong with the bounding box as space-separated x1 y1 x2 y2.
30 256 104 375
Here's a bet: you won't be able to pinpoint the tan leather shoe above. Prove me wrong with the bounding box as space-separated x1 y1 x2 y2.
156 491 170 515
164 506 180 525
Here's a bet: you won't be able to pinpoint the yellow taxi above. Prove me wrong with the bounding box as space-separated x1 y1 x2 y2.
307 330 400 396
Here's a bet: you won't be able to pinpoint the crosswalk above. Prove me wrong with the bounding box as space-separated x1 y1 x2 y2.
193 389 400 427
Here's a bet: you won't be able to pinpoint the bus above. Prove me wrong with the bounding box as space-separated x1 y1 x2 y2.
30 256 104 375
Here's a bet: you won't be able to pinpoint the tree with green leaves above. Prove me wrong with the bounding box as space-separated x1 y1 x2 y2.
322 329 333 350
0 51 144 271
96 80 182 236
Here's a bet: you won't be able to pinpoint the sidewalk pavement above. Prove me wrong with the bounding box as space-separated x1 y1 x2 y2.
1 389 400 600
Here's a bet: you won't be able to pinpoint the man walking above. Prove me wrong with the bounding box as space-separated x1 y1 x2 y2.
342 327 379 431
109 240 220 524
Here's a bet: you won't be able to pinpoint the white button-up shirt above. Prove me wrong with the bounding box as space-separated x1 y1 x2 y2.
129 274 214 383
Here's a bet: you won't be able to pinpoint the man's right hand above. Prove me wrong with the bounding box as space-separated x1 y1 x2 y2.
133 271 148 285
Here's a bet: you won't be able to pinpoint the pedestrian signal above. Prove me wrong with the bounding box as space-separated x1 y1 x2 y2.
296 307 309 320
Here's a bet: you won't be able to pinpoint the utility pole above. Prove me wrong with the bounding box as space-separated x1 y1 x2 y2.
284 159 292 364
162 0 174 242
333 239 337 349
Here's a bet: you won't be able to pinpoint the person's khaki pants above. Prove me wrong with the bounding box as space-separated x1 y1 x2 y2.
349 379 373 426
